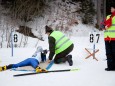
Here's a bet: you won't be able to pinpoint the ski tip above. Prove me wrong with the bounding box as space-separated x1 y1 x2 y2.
13 74 21 77
13 75 17 77
70 68 80 71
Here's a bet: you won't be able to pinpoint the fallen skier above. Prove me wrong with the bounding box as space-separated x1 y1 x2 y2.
0 46 48 73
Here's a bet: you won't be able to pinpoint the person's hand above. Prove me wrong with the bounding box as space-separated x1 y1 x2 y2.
47 60 51 63
105 26 108 30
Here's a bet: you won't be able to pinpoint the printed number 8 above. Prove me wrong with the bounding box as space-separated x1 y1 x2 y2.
14 34 18 42
90 34 94 43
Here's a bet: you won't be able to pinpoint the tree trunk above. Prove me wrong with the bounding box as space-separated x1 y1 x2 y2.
103 0 106 18
97 0 102 28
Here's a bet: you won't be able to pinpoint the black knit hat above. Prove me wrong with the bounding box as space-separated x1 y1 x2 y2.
45 25 53 33
111 3 115 8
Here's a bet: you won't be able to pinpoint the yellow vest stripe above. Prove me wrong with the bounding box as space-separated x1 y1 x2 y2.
112 24 115 26
56 35 65 44
55 39 70 50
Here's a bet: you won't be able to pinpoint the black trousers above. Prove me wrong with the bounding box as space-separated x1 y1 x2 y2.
105 41 115 69
54 44 74 64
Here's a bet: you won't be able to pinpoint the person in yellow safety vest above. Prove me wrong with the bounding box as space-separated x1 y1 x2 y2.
101 4 115 71
45 25 74 66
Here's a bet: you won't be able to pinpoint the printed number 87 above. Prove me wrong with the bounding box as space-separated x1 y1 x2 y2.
90 34 100 43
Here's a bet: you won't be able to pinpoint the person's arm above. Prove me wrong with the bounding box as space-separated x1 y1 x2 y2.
48 36 55 60
32 46 43 57
100 19 106 31
105 15 112 29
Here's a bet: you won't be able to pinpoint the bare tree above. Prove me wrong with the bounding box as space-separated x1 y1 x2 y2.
97 0 101 27
19 34 23 47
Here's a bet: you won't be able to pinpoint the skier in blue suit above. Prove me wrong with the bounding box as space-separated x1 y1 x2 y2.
0 46 48 73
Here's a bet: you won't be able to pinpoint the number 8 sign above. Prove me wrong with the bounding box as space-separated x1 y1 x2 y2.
89 32 100 44
14 34 18 42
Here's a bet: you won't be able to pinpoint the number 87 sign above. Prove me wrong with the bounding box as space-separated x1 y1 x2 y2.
89 32 101 44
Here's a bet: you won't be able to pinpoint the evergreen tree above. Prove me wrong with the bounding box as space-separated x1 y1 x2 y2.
79 0 96 24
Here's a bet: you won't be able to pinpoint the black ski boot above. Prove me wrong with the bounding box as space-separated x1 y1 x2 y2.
105 68 115 71
66 55 73 66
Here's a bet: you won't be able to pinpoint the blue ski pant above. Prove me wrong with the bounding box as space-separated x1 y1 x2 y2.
12 58 39 69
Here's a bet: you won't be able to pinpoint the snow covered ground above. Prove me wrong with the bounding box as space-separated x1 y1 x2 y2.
0 35 115 86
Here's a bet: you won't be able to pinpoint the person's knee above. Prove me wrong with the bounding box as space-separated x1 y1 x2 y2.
30 59 39 68
54 59 60 64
